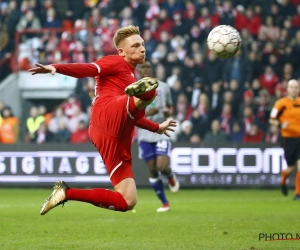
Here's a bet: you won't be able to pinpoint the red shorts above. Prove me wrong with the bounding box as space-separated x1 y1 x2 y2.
89 95 143 186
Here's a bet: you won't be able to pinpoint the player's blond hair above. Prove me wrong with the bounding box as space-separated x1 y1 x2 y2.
113 25 141 48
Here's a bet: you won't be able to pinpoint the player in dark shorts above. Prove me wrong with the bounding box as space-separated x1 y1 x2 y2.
137 59 179 212
269 79 300 200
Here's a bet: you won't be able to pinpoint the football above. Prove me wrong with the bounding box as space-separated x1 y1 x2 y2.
207 25 241 59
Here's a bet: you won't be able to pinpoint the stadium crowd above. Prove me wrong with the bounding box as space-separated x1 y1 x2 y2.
0 0 299 144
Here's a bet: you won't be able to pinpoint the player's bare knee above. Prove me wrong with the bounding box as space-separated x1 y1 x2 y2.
126 198 137 210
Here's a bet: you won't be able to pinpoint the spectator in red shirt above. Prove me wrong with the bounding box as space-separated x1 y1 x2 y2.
275 79 288 99
259 66 279 96
244 6 261 37
61 93 82 119
243 122 264 143
157 8 173 32
234 5 248 31
292 5 300 28
70 120 90 143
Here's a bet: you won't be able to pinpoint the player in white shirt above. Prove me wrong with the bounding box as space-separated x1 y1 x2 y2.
137 59 180 212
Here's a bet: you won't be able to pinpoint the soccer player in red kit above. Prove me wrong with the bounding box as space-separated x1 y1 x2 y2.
29 25 177 215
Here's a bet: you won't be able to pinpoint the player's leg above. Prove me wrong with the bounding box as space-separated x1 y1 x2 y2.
113 177 137 209
280 166 295 196
280 137 296 196
139 141 169 212
147 159 171 212
40 163 135 215
293 160 300 200
293 143 300 200
156 155 180 193
156 140 180 193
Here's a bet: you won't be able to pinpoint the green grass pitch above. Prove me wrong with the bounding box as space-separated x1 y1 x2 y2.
0 188 299 250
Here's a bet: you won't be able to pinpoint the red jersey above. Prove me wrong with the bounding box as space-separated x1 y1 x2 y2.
52 54 159 186
92 55 136 102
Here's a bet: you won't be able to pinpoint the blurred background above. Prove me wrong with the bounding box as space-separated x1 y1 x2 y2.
0 0 297 188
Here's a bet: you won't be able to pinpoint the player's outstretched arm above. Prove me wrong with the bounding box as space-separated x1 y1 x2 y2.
28 63 56 75
29 63 99 78
156 119 177 137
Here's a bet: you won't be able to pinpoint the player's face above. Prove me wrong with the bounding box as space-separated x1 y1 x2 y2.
118 34 146 66
138 61 153 78
287 81 300 99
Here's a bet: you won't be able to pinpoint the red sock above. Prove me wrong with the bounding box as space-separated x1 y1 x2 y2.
66 188 128 212
281 170 288 185
137 89 157 101
295 173 300 195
